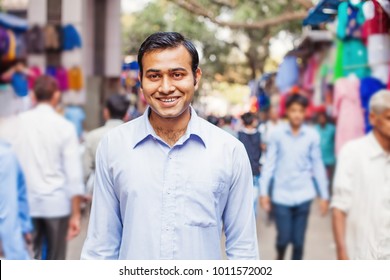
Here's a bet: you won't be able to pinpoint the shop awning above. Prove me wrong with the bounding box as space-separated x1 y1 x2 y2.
0 12 28 32
303 0 344 26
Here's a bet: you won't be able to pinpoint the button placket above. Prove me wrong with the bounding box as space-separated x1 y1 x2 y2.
160 149 176 259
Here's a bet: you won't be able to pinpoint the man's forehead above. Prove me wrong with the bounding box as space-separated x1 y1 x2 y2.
142 46 192 69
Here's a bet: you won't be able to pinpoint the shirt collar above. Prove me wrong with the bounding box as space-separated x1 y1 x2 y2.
284 122 307 136
132 106 206 149
367 132 388 159
35 103 55 113
105 119 124 128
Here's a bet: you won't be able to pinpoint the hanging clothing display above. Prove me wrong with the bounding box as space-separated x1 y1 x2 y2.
4 30 16 61
360 77 385 133
56 67 69 91
367 34 390 84
333 77 365 155
362 0 390 36
68 66 83 91
43 24 61 52
62 24 82 51
337 1 370 78
27 66 42 90
276 56 299 93
26 25 45 54
11 72 28 97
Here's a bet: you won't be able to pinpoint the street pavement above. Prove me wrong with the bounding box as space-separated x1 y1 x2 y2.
67 200 336 260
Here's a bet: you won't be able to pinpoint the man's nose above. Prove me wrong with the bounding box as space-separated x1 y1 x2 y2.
158 77 175 94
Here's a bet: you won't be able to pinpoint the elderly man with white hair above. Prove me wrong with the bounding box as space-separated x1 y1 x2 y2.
332 90 390 260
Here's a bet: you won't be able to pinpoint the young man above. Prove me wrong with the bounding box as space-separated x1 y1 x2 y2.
13 76 84 260
81 32 258 260
238 112 262 215
260 94 329 260
332 90 390 260
83 94 130 185
0 140 32 260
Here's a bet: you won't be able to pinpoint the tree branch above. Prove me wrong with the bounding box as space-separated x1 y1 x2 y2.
170 0 308 30
296 0 315 9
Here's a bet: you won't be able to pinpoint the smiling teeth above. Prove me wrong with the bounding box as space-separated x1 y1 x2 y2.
162 98 176 102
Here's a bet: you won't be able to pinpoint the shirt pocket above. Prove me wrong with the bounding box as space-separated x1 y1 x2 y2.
184 181 226 228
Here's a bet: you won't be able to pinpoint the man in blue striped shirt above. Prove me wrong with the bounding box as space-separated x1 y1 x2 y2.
81 32 258 260
260 94 329 260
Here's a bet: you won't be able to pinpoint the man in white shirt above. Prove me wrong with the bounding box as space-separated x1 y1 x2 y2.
13 76 84 260
332 90 390 260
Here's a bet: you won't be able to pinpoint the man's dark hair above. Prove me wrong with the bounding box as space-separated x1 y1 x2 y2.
241 112 255 127
137 32 199 79
33 75 59 102
106 94 130 120
223 115 233 125
285 94 309 109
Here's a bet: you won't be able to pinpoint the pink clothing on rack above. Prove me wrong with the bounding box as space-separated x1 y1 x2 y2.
27 66 42 89
333 77 365 156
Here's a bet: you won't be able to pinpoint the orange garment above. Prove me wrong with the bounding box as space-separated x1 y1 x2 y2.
68 66 83 91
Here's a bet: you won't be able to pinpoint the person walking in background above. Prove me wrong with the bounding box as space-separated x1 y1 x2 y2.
221 115 237 138
238 112 262 215
12 76 84 260
260 94 329 260
0 140 33 260
315 111 336 194
332 90 390 260
83 94 130 194
81 32 258 260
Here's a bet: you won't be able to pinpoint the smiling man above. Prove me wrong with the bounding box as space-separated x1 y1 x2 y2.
81 32 259 260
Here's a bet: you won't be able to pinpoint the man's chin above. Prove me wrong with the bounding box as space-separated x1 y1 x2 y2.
151 106 189 119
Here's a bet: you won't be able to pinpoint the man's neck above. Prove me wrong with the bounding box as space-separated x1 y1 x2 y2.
149 108 191 147
289 123 302 136
373 130 390 154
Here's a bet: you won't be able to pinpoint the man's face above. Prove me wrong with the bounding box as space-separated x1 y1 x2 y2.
286 103 306 127
139 45 201 119
370 109 390 141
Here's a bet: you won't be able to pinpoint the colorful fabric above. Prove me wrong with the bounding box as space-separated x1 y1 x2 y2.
360 77 385 133
62 24 82 51
56 67 69 91
333 77 365 155
11 72 29 97
315 124 336 166
362 0 390 37
337 1 365 40
276 56 299 93
68 66 83 91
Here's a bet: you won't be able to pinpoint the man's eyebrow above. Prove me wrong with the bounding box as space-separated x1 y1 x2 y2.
145 69 161 73
169 67 188 72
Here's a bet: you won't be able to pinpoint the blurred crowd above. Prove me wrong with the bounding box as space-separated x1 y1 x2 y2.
1 73 390 260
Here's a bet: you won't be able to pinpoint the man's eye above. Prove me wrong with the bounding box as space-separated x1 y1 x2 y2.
148 74 160 79
172 73 184 79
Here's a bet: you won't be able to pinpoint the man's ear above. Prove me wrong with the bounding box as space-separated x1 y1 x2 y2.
194 68 202 90
138 73 143 89
369 111 377 127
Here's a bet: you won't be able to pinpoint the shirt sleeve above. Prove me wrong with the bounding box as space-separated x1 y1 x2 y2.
63 125 85 197
222 142 259 260
259 131 278 197
16 159 33 234
331 144 354 213
81 135 123 259
82 134 94 183
310 131 329 200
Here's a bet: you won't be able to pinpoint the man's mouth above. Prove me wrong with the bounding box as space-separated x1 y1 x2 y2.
156 97 181 104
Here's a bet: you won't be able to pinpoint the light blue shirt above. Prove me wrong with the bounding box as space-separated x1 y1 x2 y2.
260 123 329 206
0 140 32 260
81 107 258 260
